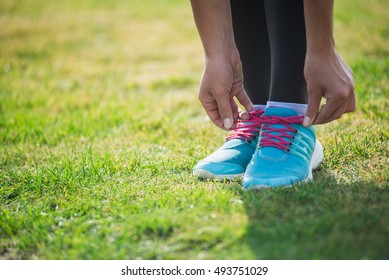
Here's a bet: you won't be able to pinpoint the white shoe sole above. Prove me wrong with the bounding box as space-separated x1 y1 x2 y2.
307 140 324 180
193 169 243 180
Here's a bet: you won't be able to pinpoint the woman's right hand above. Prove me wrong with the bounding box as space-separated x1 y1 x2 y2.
198 50 253 130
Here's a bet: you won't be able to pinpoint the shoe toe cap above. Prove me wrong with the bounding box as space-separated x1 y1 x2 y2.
242 175 301 189
193 161 245 179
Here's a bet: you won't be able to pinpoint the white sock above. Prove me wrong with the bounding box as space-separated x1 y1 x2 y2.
266 101 307 116
253 104 266 111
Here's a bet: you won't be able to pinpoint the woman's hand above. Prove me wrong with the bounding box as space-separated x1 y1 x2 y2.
303 49 356 126
199 51 253 130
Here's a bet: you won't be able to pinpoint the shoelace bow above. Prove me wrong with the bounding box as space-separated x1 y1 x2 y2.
225 110 264 142
259 115 304 151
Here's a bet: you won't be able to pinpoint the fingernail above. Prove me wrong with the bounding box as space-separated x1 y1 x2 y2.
303 116 311 127
224 118 232 129
240 111 249 120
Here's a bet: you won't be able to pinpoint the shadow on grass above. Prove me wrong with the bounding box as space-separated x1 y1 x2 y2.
240 169 389 259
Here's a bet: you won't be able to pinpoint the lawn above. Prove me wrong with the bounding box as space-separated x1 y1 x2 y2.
0 0 388 259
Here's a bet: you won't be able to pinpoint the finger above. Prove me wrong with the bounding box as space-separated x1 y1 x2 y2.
199 94 224 130
230 98 239 121
239 110 250 121
344 86 356 113
207 109 224 129
337 56 355 114
314 100 343 125
314 85 353 125
229 99 240 129
234 88 253 112
215 93 234 130
319 101 348 124
322 91 355 124
345 92 356 113
304 88 322 127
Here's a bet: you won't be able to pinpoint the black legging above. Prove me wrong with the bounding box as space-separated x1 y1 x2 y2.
230 0 307 105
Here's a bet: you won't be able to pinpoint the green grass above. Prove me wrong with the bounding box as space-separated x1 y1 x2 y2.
0 0 388 260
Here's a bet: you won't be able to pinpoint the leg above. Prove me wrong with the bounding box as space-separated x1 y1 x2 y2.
230 0 270 105
264 0 307 103
243 0 324 189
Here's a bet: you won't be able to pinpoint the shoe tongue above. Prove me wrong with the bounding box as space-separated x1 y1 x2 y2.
263 107 299 117
260 107 299 159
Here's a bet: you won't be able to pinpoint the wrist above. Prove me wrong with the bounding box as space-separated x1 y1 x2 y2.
306 39 335 57
203 38 237 59
205 47 240 63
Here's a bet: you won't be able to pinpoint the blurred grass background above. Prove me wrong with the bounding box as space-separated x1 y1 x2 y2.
0 0 388 259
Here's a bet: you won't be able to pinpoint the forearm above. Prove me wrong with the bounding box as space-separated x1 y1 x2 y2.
303 0 355 126
190 0 236 58
303 0 335 54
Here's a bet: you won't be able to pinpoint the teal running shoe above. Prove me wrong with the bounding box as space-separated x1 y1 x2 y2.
242 107 323 189
193 109 264 180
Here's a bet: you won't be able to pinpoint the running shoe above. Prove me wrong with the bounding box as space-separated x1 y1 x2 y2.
242 107 323 189
193 109 264 180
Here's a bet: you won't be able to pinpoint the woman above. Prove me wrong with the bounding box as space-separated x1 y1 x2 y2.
191 0 355 189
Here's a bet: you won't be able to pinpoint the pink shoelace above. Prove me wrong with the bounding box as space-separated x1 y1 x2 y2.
225 110 264 142
259 115 304 151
